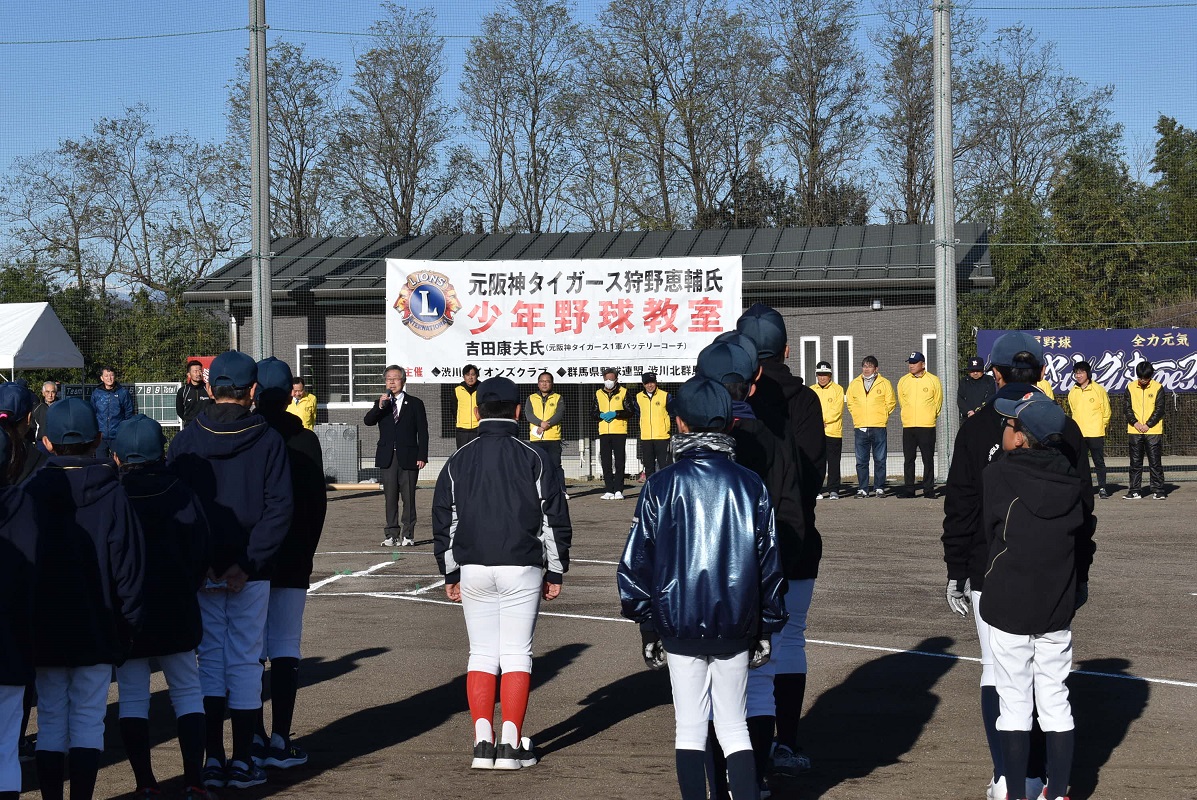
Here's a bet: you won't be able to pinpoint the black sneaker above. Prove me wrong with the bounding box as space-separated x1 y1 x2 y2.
225 760 267 789
1124 491 1142 500
471 740 496 770
1153 492 1166 500
1098 487 1109 499
493 741 522 770
201 759 227 789
515 737 538 768
17 736 35 763
263 734 308 769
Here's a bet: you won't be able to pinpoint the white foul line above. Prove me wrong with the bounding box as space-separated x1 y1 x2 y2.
308 589 1197 689
307 560 396 592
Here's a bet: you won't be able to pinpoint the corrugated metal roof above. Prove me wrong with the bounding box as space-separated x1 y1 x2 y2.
184 224 991 301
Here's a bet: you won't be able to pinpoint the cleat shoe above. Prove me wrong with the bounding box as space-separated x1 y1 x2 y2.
516 737 538 768
1123 491 1142 499
985 775 1005 800
770 743 812 777
400 536 414 546
263 733 308 769
471 740 496 769
493 741 522 770
1153 492 1166 500
600 492 614 500
856 489 869 498
381 537 397 546
225 760 267 789
613 491 624 500
1098 487 1109 499
250 734 267 767
201 759 227 789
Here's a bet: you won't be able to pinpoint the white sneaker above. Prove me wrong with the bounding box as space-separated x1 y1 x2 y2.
380 537 397 547
815 492 828 500
563 492 570 499
601 492 614 500
985 775 1005 800
856 489 869 498
874 488 885 497
828 491 839 500
613 491 624 500
400 536 414 546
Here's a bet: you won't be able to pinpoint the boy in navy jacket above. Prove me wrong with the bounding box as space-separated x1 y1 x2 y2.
112 415 213 799
25 397 145 800
0 428 37 800
168 350 293 791
618 377 786 800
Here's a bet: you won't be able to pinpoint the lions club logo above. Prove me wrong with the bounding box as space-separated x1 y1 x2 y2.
393 270 462 340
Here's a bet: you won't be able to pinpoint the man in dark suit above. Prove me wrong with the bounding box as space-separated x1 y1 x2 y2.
364 365 428 546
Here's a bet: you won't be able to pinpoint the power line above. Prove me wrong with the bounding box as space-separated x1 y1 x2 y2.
0 27 244 46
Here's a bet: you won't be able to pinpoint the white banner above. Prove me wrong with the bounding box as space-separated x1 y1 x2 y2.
386 256 743 383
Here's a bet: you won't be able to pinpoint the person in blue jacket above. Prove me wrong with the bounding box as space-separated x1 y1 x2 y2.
618 376 787 800
0 428 37 800
168 350 293 792
112 415 213 800
24 397 145 800
90 366 136 460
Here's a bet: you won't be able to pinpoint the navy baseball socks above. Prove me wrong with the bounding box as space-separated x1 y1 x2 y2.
33 749 99 800
981 685 1004 782
120 713 205 790
677 747 756 800
1044 730 1074 800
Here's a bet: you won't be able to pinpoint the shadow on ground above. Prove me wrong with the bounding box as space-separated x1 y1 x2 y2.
1068 657 1149 800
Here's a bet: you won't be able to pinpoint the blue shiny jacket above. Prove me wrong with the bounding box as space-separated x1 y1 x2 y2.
618 439 787 656
91 383 136 441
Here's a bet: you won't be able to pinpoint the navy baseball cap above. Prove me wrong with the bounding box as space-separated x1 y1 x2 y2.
0 428 9 472
255 357 294 393
696 341 756 384
735 304 787 359
907 351 926 364
966 357 984 371
712 330 759 366
0 382 35 420
995 394 1066 444
988 332 1044 369
477 376 519 404
112 414 165 464
44 396 99 445
673 376 733 430
209 350 258 388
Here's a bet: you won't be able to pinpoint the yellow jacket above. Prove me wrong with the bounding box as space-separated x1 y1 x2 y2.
1067 382 1111 438
285 392 317 430
1126 379 1165 435
593 387 630 435
812 381 845 438
1036 379 1054 400
634 389 671 440
455 383 479 430
845 374 896 428
525 392 563 441
897 371 943 428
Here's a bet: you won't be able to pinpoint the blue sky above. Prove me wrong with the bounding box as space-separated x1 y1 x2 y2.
2 0 1194 182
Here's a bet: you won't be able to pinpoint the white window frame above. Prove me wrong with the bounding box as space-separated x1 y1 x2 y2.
798 336 821 386
832 336 854 386
922 333 937 372
295 343 387 409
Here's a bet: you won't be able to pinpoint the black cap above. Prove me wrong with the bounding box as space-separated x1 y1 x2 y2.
966 357 984 371
641 372 657 384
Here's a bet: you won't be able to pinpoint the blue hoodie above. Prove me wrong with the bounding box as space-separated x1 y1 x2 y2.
168 402 292 581
25 456 145 667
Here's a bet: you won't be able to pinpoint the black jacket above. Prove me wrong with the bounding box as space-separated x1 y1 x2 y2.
957 373 997 419
260 410 328 588
120 465 210 658
730 402 815 580
25 456 145 667
0 483 37 684
942 383 1095 590
168 403 293 581
432 418 571 584
980 448 1092 634
176 381 212 428
363 392 429 469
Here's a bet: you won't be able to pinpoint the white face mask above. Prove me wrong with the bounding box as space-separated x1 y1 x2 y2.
603 379 616 390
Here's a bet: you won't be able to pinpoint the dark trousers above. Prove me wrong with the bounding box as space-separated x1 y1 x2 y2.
599 434 627 493
902 427 936 497
455 428 478 449
1128 434 1164 493
640 439 672 477
381 456 417 539
1085 436 1107 488
532 439 567 493
823 436 842 492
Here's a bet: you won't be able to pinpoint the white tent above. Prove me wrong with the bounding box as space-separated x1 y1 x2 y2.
0 302 85 376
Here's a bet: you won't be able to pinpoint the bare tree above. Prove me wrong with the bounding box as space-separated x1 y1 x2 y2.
333 3 454 236
756 0 872 225
227 41 343 238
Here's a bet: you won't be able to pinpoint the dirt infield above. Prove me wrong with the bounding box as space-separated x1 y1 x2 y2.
30 483 1197 799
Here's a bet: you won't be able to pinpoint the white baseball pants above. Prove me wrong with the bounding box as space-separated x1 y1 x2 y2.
747 578 814 717
0 685 23 791
116 651 203 719
261 588 307 661
198 580 269 709
972 590 997 686
34 664 112 752
990 626 1074 732
460 564 542 674
667 650 752 755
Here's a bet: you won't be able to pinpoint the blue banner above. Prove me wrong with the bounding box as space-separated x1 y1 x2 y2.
976 329 1197 393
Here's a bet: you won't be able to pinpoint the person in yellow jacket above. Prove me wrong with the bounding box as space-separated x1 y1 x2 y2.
524 370 567 497
1124 360 1166 499
1036 378 1055 399
454 364 480 449
845 355 896 497
631 372 672 480
286 377 317 430
590 368 634 499
896 351 944 499
812 361 844 499
1067 360 1112 498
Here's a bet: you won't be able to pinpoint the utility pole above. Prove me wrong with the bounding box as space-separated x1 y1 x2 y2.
933 0 959 476
248 0 273 358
